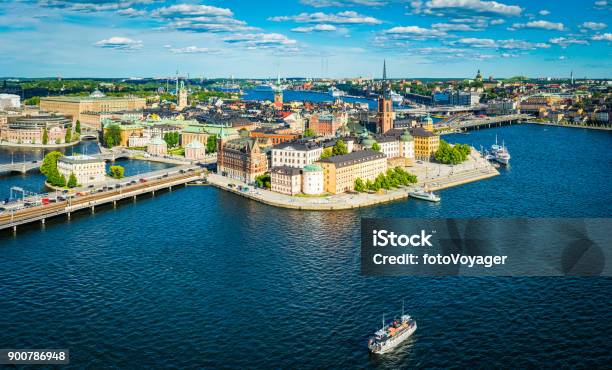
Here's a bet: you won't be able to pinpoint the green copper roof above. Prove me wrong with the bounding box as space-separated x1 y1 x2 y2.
303 164 323 172
400 129 413 142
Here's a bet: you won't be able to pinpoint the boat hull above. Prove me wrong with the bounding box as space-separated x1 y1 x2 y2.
369 323 417 354
409 192 440 202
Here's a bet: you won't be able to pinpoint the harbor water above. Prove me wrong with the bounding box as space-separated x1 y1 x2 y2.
1 124 611 368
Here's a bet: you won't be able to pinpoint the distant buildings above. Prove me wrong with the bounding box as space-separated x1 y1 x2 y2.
0 113 70 145
317 150 387 194
271 141 323 168
0 93 20 110
486 99 518 115
249 127 300 145
147 137 167 156
57 155 106 185
185 139 206 160
217 137 269 183
40 91 146 124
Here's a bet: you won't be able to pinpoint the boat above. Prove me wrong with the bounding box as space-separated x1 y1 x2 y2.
491 135 511 165
253 83 274 92
409 188 441 202
390 90 403 104
328 86 346 97
368 302 417 354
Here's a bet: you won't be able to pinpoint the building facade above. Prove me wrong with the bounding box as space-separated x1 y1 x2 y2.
0 114 70 145
271 141 323 168
185 139 206 160
57 155 106 185
411 126 440 160
317 150 387 194
217 137 268 183
40 92 146 123
270 166 302 195
147 137 167 156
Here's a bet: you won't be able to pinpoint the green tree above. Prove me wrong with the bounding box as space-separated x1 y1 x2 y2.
255 173 271 189
303 128 316 137
164 132 180 148
42 128 48 145
67 172 78 188
40 151 62 176
320 147 333 159
75 120 81 134
371 142 381 151
104 125 121 148
109 165 125 179
57 173 67 187
206 134 218 153
354 178 366 192
65 123 72 143
435 140 470 165
332 139 348 156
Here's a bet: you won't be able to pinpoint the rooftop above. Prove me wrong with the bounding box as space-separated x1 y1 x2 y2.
58 155 104 164
318 149 386 168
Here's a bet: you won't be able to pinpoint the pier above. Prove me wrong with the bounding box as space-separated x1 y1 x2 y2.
0 168 203 232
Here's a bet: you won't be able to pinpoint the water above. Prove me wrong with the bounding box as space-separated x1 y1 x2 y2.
0 141 175 199
1 124 611 368
242 89 378 109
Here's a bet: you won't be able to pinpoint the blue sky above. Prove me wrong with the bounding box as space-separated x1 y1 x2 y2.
0 0 611 78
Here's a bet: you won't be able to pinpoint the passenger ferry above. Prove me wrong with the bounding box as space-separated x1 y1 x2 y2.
368 303 417 354
409 188 441 202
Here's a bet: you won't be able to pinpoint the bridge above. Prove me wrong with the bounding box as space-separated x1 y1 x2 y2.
437 114 534 132
79 130 99 140
397 104 487 115
0 161 42 174
0 167 203 232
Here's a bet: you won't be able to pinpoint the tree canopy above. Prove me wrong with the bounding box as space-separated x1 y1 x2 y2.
434 140 471 165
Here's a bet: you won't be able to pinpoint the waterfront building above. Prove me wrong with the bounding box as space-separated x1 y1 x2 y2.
147 137 167 156
271 140 323 168
378 61 393 134
486 99 518 115
102 120 144 147
128 134 149 147
185 139 206 160
249 127 300 145
302 164 324 195
57 155 106 185
79 110 144 131
449 91 481 106
0 113 70 145
317 150 387 194
0 93 20 110
411 126 439 160
40 91 146 123
520 94 564 115
217 137 269 183
270 166 302 195
309 112 347 136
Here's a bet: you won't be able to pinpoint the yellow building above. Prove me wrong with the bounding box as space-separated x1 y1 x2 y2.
411 126 440 160
520 94 564 114
40 91 146 124
317 150 387 194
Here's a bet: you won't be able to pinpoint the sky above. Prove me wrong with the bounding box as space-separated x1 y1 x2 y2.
0 0 611 78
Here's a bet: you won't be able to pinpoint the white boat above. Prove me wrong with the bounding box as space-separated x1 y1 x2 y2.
368 302 417 355
328 86 346 97
390 90 403 104
253 83 274 92
409 189 440 202
491 136 511 165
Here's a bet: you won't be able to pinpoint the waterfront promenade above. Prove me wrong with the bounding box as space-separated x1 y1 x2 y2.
207 150 498 211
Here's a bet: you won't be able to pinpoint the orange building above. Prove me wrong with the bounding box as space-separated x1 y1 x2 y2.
249 127 299 145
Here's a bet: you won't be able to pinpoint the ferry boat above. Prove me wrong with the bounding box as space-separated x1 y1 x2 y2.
390 90 403 104
368 303 417 354
328 86 346 97
491 135 511 165
409 188 441 202
253 83 274 92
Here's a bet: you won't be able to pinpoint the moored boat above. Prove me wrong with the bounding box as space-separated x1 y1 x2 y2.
368 302 417 354
409 188 441 202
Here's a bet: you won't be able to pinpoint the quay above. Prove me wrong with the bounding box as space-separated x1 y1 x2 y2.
206 151 499 211
0 167 202 232
438 114 533 133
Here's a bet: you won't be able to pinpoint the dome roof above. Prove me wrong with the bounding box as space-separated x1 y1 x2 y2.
362 137 376 148
303 164 323 172
400 129 413 142
186 139 204 149
90 89 106 98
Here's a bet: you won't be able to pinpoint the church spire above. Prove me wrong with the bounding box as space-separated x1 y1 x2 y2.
383 59 387 81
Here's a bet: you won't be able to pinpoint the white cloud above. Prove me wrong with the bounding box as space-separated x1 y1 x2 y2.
410 0 523 17
169 46 221 54
116 8 146 17
299 0 387 6
549 37 589 47
558 55 567 60
432 22 483 31
490 19 506 25
269 11 382 24
291 24 338 32
580 22 607 30
594 1 609 9
38 0 155 13
151 4 233 18
538 10 550 16
455 37 550 50
94 36 143 50
224 33 298 50
510 20 566 31
384 25 447 39
592 33 612 41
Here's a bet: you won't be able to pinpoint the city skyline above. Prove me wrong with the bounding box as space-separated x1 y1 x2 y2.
1 0 611 78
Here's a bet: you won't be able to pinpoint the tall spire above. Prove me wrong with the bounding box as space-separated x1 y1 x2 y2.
382 59 387 81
